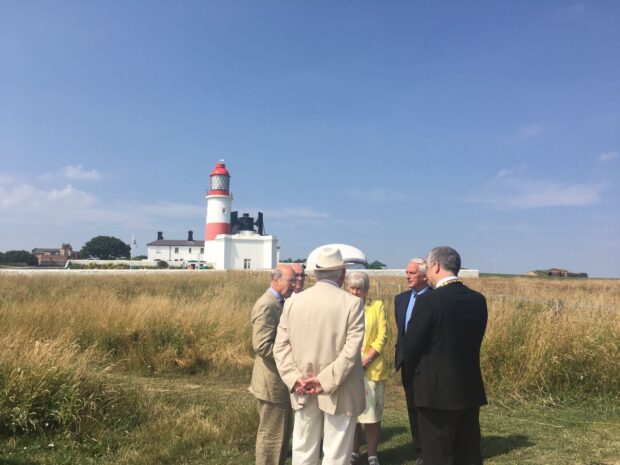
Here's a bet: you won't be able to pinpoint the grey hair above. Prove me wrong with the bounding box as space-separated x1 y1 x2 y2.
270 268 284 281
408 258 427 276
427 246 461 275
314 269 344 282
347 271 369 291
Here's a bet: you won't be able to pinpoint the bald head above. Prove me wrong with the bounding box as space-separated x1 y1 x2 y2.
271 265 296 299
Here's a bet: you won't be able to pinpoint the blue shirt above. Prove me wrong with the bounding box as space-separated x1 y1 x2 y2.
404 286 429 333
269 287 284 306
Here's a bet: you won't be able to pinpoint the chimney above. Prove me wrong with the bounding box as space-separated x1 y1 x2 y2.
157 231 163 241
188 230 194 241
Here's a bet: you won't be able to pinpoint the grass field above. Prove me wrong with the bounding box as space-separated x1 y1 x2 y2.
0 271 618 464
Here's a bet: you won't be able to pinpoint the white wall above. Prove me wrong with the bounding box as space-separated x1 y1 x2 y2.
147 245 205 262
205 233 277 270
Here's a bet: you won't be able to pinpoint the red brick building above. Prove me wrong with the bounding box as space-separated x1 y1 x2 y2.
31 243 78 266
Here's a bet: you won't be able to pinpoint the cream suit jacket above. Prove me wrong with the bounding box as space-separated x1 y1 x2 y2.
274 281 366 416
249 289 290 404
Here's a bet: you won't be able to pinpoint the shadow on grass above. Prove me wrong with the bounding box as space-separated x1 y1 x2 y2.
482 434 533 459
380 442 419 465
378 425 419 465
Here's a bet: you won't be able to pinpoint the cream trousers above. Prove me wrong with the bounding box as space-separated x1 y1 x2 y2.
292 396 356 465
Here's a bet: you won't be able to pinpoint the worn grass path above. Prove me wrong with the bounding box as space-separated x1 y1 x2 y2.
1 374 618 465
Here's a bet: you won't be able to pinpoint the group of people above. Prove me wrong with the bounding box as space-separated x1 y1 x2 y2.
249 246 488 465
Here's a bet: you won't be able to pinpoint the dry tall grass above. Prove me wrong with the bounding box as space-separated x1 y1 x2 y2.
0 271 618 439
0 333 140 435
0 272 261 376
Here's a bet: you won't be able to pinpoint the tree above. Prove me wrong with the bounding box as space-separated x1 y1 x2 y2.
1 250 37 266
80 236 131 259
368 260 387 270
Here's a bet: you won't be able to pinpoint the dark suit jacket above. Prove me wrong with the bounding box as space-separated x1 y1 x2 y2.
394 289 413 371
403 281 487 410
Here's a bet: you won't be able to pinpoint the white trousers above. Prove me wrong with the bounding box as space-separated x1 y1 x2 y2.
292 397 356 465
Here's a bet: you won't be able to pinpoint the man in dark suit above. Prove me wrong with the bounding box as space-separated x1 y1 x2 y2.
403 246 487 465
394 258 430 460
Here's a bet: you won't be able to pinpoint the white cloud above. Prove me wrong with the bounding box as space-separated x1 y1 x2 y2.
345 188 406 203
0 181 328 233
503 182 604 208
495 165 527 179
467 169 606 209
0 173 13 184
0 183 96 209
520 123 543 138
598 151 618 163
0 183 196 228
60 164 102 180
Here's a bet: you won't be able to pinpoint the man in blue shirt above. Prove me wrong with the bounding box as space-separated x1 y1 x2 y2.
394 258 429 464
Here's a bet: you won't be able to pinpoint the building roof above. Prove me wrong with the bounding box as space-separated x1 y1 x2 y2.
32 248 61 254
146 240 205 247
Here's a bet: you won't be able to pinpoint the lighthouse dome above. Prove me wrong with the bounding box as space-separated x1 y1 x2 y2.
306 243 368 271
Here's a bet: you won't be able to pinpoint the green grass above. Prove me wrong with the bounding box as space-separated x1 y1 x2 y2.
0 374 617 465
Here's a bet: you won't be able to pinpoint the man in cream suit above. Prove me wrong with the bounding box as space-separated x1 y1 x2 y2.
250 265 297 465
274 247 365 465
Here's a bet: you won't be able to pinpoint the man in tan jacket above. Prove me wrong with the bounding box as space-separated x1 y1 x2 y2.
250 265 297 465
274 247 365 465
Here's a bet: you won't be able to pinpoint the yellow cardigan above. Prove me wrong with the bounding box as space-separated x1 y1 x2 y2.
362 299 389 381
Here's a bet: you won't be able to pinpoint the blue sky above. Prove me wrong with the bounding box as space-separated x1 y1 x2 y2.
1 1 618 277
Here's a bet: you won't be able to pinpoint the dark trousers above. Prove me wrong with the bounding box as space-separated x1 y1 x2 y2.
401 369 422 454
417 406 483 465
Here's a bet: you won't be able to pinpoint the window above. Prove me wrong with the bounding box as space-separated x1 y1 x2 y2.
188 248 192 253
200 247 204 253
174 247 179 253
243 259 251 269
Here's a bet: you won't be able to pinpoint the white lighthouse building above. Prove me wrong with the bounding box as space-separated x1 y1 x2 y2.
203 161 278 270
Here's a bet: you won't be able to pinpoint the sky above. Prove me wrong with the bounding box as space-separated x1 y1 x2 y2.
1 1 619 277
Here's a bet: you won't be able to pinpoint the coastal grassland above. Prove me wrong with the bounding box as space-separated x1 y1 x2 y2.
0 271 618 464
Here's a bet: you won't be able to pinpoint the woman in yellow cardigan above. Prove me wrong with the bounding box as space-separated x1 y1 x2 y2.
347 271 388 465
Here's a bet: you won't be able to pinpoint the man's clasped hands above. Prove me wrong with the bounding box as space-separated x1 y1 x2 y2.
293 374 324 395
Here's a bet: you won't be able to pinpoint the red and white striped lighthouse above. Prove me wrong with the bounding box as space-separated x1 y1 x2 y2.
204 161 232 241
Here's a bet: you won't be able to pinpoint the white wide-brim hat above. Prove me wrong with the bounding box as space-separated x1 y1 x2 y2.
315 247 346 270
